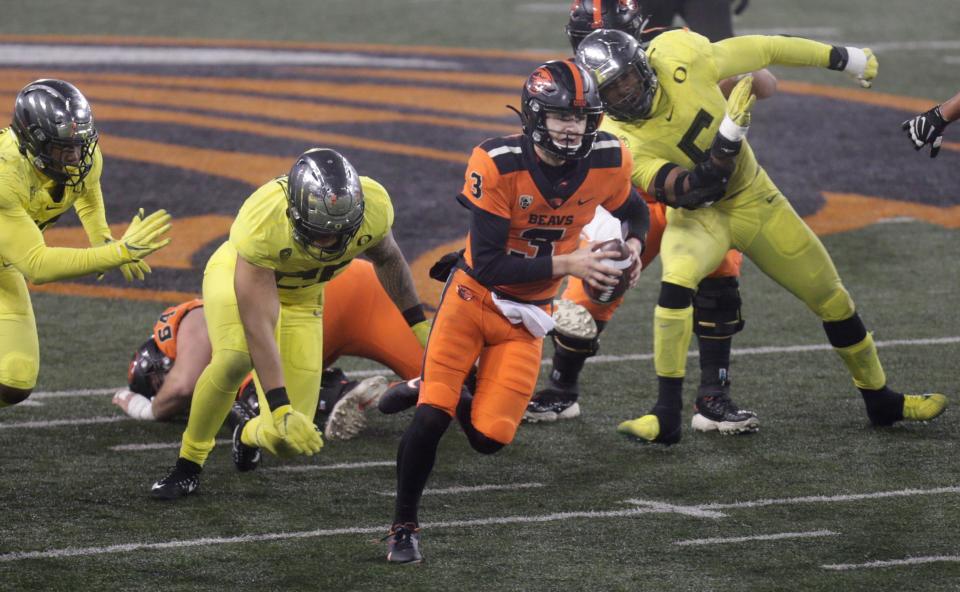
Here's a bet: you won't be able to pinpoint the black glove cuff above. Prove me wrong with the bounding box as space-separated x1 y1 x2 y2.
711 133 742 160
930 105 948 127
402 304 427 327
265 387 290 410
828 46 849 71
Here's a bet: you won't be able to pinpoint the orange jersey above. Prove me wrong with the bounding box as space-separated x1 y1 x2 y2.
458 132 633 302
152 299 204 360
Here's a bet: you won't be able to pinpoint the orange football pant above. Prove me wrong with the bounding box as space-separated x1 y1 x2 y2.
322 259 424 380
418 269 543 445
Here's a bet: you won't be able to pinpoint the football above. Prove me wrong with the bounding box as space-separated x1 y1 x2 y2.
583 239 638 305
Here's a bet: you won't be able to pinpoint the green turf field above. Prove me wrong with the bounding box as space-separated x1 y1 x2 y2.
1 1 958 590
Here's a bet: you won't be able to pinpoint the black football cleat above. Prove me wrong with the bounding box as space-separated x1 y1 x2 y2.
150 458 201 500
229 400 261 472
385 523 423 564
378 377 421 415
523 383 581 423
691 381 759 435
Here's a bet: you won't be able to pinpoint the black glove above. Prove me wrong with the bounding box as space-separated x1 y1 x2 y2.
902 105 948 158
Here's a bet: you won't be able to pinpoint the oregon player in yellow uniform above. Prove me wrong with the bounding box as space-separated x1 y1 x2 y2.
0 79 171 408
151 148 430 499
574 29 948 444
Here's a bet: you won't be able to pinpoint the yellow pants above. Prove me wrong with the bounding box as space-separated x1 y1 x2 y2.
179 242 325 465
0 265 39 390
656 190 857 378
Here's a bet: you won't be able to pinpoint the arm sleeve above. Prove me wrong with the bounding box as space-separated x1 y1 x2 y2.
468 208 552 286
609 188 650 245
712 35 833 80
73 180 113 246
0 203 128 284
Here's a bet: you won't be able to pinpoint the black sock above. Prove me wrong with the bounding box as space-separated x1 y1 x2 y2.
859 385 903 426
394 405 451 525
649 377 683 444
698 336 732 387
175 457 202 475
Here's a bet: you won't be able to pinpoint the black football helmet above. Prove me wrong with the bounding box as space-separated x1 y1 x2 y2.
11 79 98 186
127 339 173 399
566 0 645 52
286 148 365 262
519 60 605 161
575 28 659 122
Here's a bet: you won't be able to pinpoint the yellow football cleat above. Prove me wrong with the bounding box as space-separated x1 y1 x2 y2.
902 393 948 422
617 415 661 442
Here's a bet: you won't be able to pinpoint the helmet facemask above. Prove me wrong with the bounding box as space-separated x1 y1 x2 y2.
127 340 173 399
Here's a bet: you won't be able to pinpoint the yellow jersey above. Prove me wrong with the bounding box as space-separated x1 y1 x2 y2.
228 175 394 304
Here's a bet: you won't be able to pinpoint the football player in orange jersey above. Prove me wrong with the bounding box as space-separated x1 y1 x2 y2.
384 59 650 564
113 258 424 440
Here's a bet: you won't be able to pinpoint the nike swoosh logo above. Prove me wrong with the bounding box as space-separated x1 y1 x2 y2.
45 205 62 210
665 107 675 122
150 482 163 491
577 198 593 206
765 195 776 204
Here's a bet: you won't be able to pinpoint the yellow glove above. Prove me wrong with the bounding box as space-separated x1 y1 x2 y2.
118 208 172 262
118 260 152 282
859 48 878 88
725 75 756 128
839 47 878 88
411 319 431 348
260 404 324 458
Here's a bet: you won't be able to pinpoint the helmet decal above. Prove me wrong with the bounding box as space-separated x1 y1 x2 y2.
526 67 557 96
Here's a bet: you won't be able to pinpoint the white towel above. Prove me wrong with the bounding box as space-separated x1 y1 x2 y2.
581 206 622 243
490 293 555 338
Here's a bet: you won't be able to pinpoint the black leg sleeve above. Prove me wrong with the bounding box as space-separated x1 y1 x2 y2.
394 404 452 525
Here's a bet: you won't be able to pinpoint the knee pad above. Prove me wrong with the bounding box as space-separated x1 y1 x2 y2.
466 431 505 455
693 277 744 338
658 282 695 310
552 332 600 358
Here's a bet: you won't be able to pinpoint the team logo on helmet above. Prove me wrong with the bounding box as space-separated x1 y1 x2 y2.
569 0 583 15
527 67 557 96
620 0 637 10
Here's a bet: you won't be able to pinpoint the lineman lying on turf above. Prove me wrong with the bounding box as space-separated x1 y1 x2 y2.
114 258 425 441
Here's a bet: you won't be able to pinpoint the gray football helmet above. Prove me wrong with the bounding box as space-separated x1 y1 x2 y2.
11 79 98 186
575 29 659 122
286 148 365 261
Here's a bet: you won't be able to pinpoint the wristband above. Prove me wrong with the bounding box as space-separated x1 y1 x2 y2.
402 304 427 327
265 386 290 410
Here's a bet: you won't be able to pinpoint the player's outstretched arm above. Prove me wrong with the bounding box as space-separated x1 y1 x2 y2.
364 230 430 346
713 35 877 88
902 90 960 158
0 204 170 284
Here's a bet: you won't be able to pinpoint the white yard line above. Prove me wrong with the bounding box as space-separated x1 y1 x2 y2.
0 416 127 429
2 484 955 563
377 482 544 497
0 45 462 69
267 461 396 472
110 439 230 452
25 335 960 402
822 555 960 571
675 530 838 546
